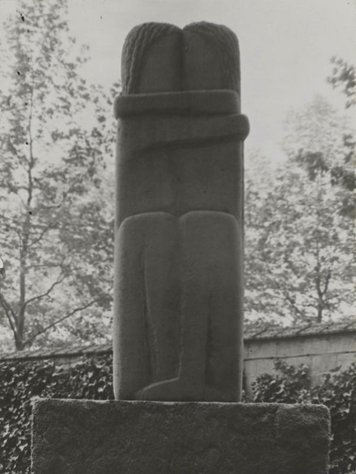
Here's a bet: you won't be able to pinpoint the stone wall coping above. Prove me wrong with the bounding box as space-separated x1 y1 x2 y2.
1 320 355 362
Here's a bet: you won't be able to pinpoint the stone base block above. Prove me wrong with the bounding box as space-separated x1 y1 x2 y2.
32 399 330 474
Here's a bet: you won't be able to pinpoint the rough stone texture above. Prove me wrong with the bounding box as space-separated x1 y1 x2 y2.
115 211 243 402
32 399 330 474
120 22 240 94
114 22 249 402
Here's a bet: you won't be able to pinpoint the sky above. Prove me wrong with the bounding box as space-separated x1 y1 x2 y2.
0 1 354 345
1 0 356 162
68 0 356 162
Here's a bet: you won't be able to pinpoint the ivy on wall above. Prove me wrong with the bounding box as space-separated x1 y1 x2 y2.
250 360 356 474
0 355 355 473
0 355 113 474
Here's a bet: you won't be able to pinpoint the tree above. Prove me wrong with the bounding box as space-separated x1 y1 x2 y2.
0 0 116 350
283 94 355 217
327 57 356 217
328 57 356 109
245 96 354 324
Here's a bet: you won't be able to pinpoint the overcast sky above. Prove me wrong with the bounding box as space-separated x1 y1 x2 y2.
68 0 356 162
1 0 356 162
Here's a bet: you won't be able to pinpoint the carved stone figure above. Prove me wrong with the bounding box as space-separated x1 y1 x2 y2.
113 22 249 402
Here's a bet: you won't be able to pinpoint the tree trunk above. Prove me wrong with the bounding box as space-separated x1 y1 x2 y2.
317 303 323 323
16 255 26 350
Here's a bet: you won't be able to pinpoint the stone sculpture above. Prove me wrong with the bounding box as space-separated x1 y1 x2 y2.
31 23 330 474
113 22 249 402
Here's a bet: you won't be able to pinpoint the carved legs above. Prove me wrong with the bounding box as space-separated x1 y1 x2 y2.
113 211 243 401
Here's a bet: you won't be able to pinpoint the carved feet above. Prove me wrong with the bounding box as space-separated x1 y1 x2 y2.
114 211 243 402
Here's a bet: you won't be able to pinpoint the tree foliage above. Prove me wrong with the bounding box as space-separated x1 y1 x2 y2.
250 360 356 474
245 96 354 324
0 0 116 350
0 355 114 473
328 57 356 109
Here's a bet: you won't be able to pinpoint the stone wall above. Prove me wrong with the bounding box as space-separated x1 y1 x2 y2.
244 330 356 390
2 322 355 392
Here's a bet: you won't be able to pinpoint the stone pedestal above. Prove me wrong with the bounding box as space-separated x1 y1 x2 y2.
32 399 330 474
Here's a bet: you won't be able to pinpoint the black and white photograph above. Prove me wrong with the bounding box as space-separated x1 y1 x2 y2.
0 0 355 472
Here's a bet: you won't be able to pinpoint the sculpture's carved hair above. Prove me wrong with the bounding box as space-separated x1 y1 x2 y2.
121 22 240 94
121 22 180 94
183 22 240 93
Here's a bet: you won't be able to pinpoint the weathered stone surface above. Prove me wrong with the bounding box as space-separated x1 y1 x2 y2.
121 23 182 94
32 399 330 474
113 22 249 402
114 211 243 401
114 99 248 224
183 22 240 92
120 22 240 94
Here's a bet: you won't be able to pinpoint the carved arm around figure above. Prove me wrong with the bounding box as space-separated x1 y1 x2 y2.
113 22 249 403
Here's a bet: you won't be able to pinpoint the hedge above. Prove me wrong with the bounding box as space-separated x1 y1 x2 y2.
250 360 356 474
0 355 355 473
0 355 114 474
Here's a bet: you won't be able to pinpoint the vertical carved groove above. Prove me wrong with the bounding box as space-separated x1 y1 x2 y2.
143 246 160 382
176 225 184 379
142 249 152 382
205 291 213 386
183 22 240 92
114 21 248 402
122 22 181 94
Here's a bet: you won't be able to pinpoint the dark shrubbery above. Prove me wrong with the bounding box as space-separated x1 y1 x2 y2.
1 355 355 473
249 360 356 474
0 355 113 474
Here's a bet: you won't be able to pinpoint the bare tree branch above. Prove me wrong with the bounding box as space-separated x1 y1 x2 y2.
28 262 65 269
283 291 306 318
23 273 67 309
23 299 98 347
6 137 29 167
0 291 18 337
28 222 57 248
322 269 332 297
39 200 64 210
